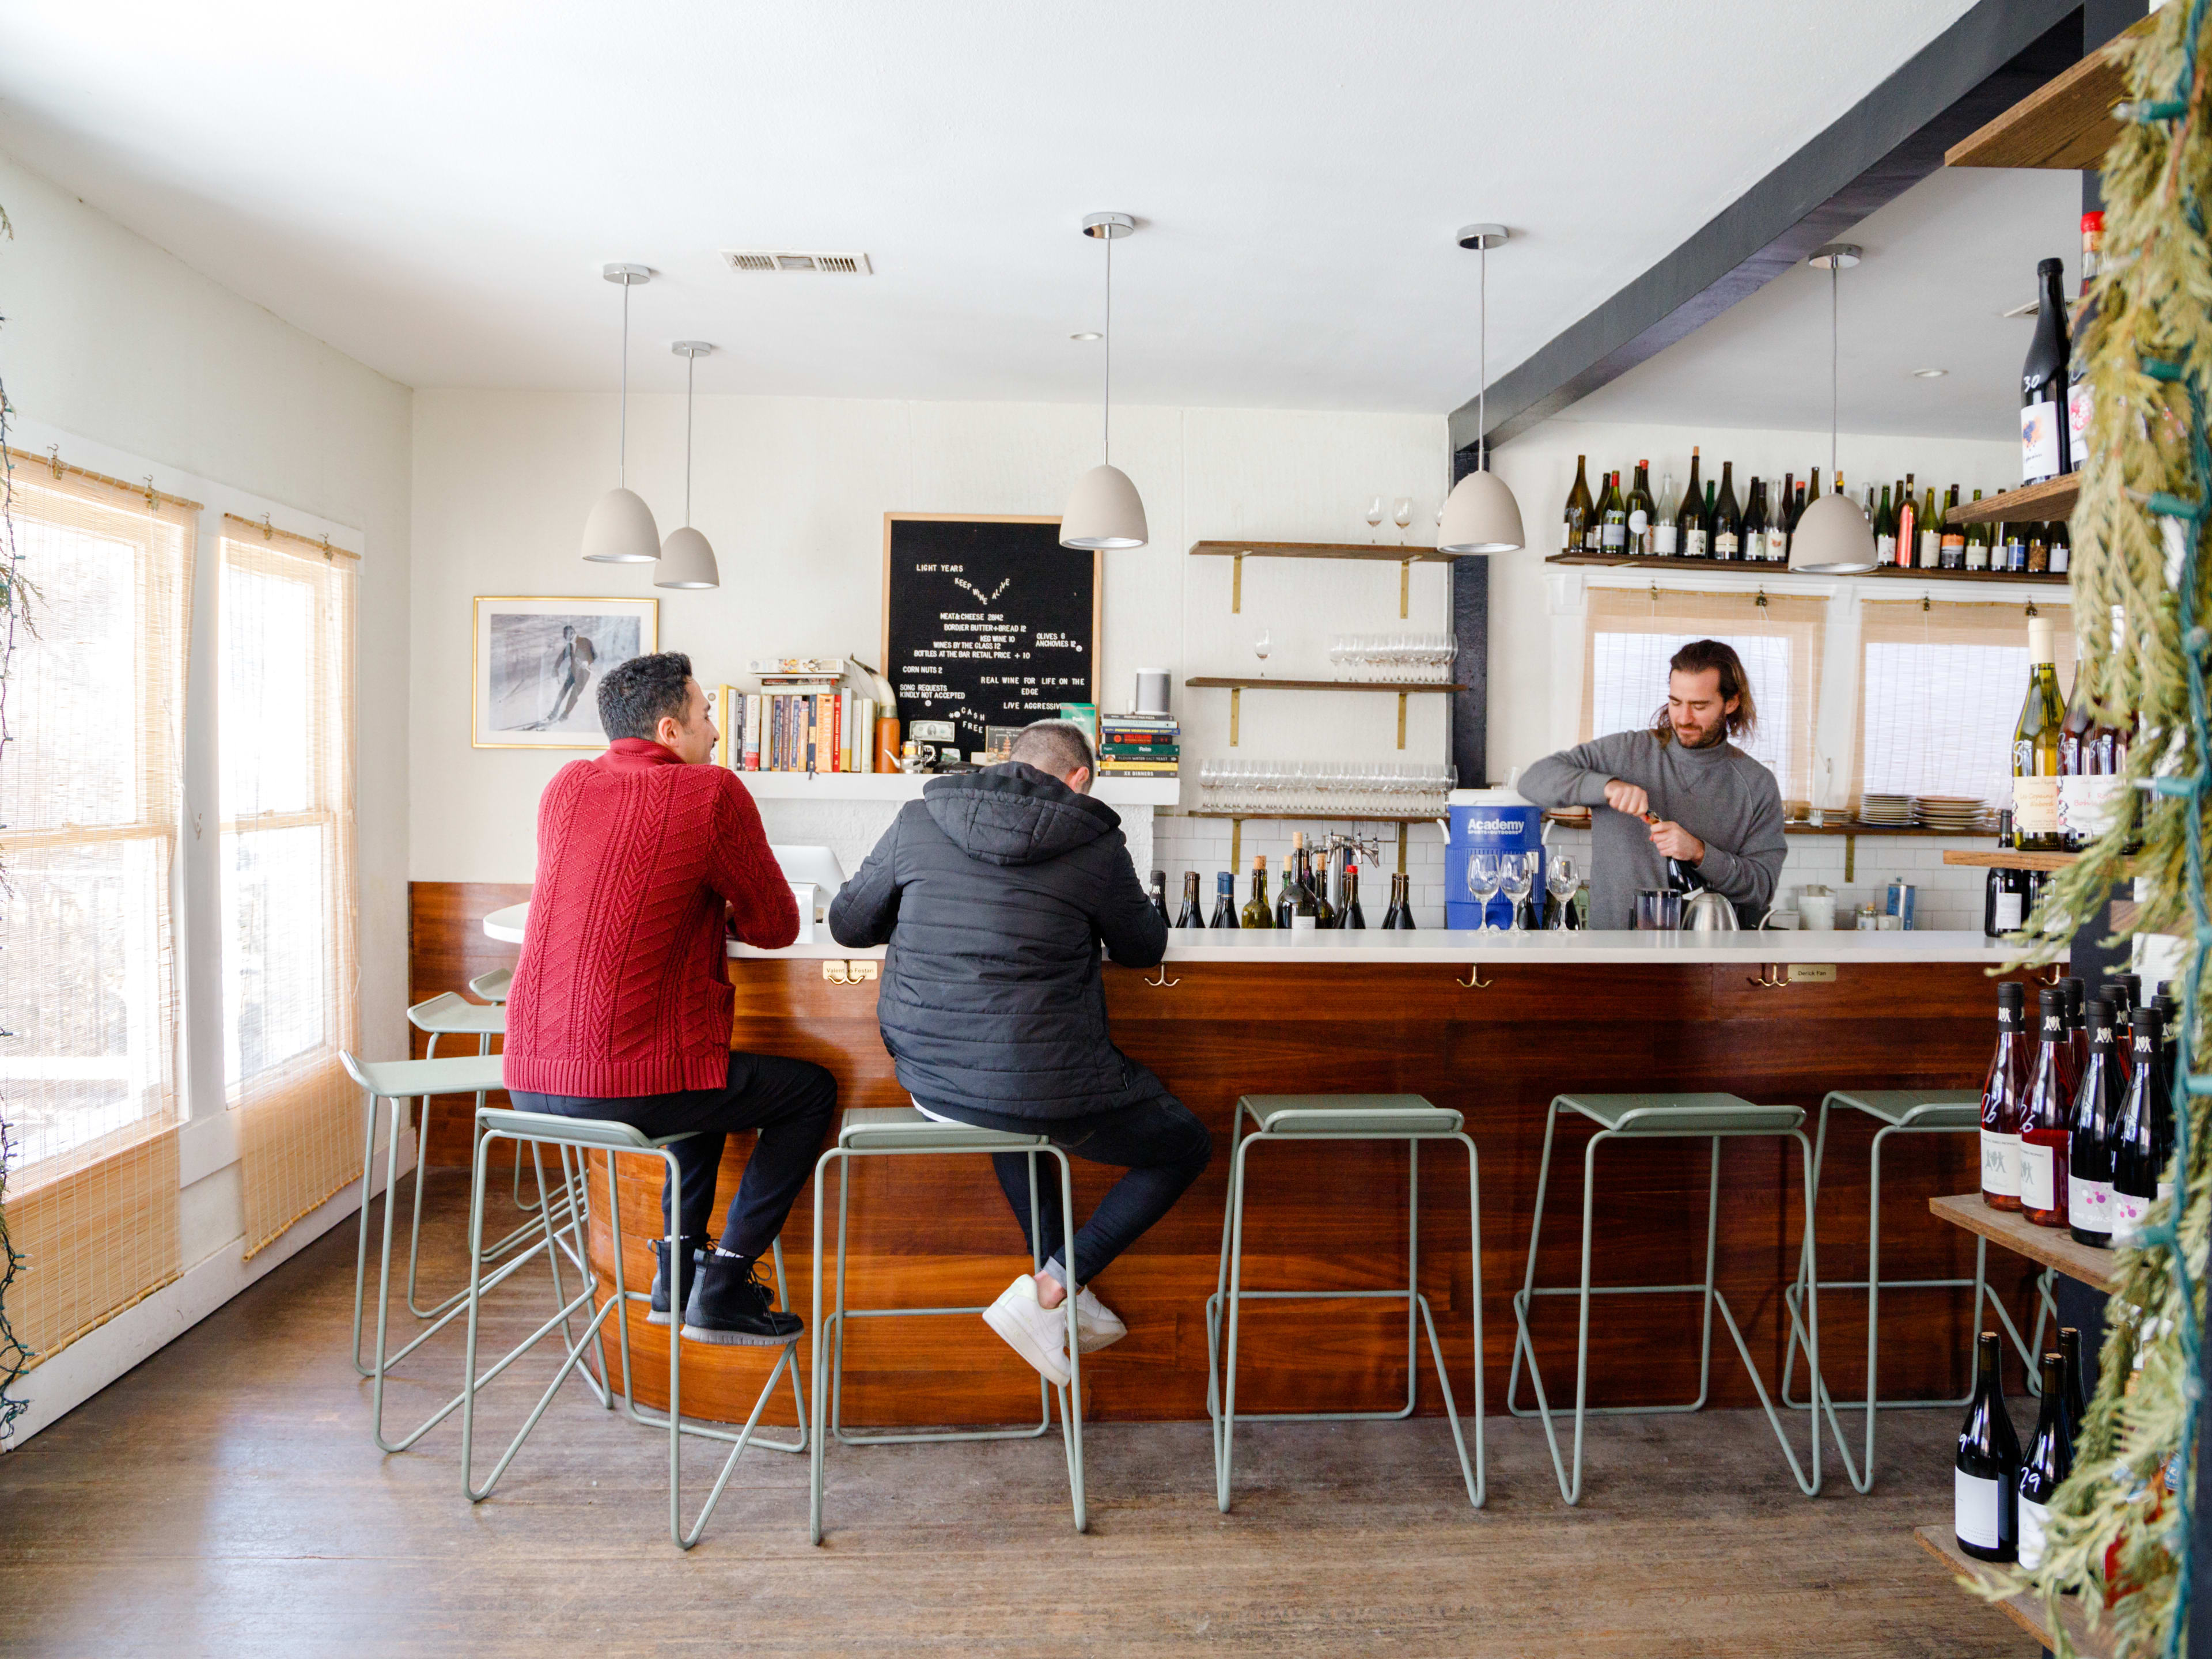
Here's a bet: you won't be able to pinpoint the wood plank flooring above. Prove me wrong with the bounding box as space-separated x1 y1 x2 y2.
0 1181 2031 1658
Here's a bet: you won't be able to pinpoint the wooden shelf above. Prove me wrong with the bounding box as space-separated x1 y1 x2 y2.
1945 12 2153 171
1188 540 1458 564
1913 1527 2109 1657
1544 552 2067 585
1545 807 1994 839
1929 1192 2118 1293
1942 849 2081 873
1945 475 2080 528
1184 676 1465 694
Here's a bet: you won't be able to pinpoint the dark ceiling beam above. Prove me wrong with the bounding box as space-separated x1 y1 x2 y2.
1450 0 2086 461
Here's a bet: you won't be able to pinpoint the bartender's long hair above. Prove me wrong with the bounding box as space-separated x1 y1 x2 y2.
1649 638 1757 747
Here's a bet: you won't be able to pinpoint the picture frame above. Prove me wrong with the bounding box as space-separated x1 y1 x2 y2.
472 595 659 749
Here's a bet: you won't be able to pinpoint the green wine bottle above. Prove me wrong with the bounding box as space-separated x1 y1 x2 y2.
2013 616 2067 852
1240 855 1275 929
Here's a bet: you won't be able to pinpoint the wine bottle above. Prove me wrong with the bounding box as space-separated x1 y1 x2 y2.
1956 1330 2022 1562
1896 479 1917 570
1288 839 1319 929
1985 810 2027 937
2069 995 2122 1247
1210 870 1240 928
1741 477 1767 563
2048 517 2071 575
1150 871 1170 928
2013 617 2066 852
1873 484 1897 565
2058 664 2095 851
1941 486 1965 569
2028 524 2050 574
1305 843 1335 929
2022 256 2073 485
1918 486 1941 569
1594 469 1626 554
2059 1325 2089 1434
1680 449 1706 558
2063 976 2089 1078
2111 1006 2167 1245
1241 855 1275 929
1654 468 1679 556
1275 836 1300 929
1776 471 1797 562
2017 1350 2074 1571
1340 864 1367 929
1627 460 1657 555
1380 871 1414 930
2069 213 2104 468
2019 986 2076 1229
1701 480 1718 556
1711 462 1742 560
1966 493 1990 569
1563 454 1595 554
1982 980 2030 1211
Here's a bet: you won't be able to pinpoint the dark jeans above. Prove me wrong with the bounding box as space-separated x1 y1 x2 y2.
917 1093 1212 1288
512 1051 836 1256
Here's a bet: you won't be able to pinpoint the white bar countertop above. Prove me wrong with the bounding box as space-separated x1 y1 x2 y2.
482 905 2027 965
731 771 1179 806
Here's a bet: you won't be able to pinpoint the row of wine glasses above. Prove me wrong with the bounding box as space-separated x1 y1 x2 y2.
1197 758 1456 817
1464 853 1583 930
1327 632 1456 683
1363 497 1418 540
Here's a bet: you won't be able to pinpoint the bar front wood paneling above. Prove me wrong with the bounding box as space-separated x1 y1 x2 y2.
411 880 2046 1429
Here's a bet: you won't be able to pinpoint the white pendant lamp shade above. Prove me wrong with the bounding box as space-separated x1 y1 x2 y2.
582 486 661 563
1437 468 1524 555
656 524 719 588
1060 212 1147 551
1788 491 1878 573
1060 462 1149 550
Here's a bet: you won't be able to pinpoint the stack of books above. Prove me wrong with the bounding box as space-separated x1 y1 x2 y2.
716 658 880 773
1097 713 1179 775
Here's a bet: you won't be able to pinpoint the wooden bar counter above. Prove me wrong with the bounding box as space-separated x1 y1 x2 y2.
419 887 2047 1433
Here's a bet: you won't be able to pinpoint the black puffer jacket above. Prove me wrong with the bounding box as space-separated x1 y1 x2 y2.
827 762 1169 1119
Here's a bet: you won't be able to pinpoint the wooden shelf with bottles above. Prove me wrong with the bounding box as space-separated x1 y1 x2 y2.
1942 848 2082 873
1945 10 2154 171
1944 474 2080 527
1543 551 2068 585
1929 1192 2119 1293
1188 539 1452 618
1912 1527 2110 1658
1185 676 1464 694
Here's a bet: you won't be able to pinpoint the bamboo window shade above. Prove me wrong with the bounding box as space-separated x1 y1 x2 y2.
1854 599 2074 817
218 517 359 1259
0 448 196 1363
1578 585 1828 813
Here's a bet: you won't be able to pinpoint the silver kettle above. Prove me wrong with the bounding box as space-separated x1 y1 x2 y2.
1680 886 1740 934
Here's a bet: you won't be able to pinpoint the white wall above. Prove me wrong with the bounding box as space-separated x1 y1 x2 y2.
0 147 412 1442
410 391 1449 880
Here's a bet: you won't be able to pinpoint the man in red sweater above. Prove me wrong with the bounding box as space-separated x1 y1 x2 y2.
505 652 834 1344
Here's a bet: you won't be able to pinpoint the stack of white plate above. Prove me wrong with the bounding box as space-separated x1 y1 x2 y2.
1861 792 1914 826
1914 794 1989 831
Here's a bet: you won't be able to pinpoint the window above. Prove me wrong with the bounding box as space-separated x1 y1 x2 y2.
1580 585 1828 812
1854 600 2074 815
0 456 192 1173
218 516 359 1257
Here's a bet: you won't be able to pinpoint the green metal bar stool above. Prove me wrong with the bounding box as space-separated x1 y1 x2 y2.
344 1051 605 1456
460 1105 806 1550
1777 1089 2049 1494
1207 1094 1483 1513
808 1105 1084 1544
1508 1092 1820 1505
458 968 544 1224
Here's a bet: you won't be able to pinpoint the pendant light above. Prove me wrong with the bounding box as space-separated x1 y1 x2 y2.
1437 224 1525 555
581 262 661 563
1789 243 1878 574
1059 212 1148 550
656 341 719 589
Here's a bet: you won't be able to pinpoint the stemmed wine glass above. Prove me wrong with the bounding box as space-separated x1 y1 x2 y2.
1546 854 1580 929
1393 497 1415 540
1365 497 1385 541
1465 853 1502 933
1498 851 1535 929
1253 630 1271 677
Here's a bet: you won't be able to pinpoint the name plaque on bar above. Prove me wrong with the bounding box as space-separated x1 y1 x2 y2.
882 513 1102 756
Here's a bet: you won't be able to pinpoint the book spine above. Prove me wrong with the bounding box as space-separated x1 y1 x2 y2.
743 694 761 770
857 697 875 773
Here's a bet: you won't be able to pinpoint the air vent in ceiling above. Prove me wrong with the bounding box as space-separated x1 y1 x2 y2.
722 250 874 275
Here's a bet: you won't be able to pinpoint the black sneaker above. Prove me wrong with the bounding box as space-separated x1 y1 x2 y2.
681 1252 803 1346
647 1236 710 1326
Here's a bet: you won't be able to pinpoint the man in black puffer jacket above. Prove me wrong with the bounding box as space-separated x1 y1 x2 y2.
828 719 1211 1387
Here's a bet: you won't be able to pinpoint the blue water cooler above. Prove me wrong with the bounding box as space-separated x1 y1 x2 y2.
1444 790 1546 930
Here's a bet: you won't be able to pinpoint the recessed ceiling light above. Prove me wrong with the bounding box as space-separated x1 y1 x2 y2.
1914 368 1949 378
1070 331 1101 341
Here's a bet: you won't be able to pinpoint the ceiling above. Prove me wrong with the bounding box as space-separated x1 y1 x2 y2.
1563 165 2085 442
0 0 1988 413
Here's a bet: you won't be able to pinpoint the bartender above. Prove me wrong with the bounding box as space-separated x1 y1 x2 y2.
1519 638 1787 930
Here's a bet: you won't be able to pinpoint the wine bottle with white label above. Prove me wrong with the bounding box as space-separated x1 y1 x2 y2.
1985 810 2027 937
1741 477 1767 563
2018 987 2075 1228
1654 469 1679 556
1626 460 1656 555
2111 1006 2166 1245
1982 981 2030 1211
2022 256 2073 484
1712 461 1742 560
2069 995 2122 1247
1563 454 1594 554
2013 616 2066 851
1680 449 1706 558
2016 1350 2073 1571
1956 1331 2021 1562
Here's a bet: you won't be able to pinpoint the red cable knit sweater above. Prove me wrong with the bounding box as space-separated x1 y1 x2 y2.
503 738 799 1098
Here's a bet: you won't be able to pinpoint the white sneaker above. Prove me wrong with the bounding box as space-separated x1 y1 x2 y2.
982 1275 1073 1387
1071 1284 1127 1354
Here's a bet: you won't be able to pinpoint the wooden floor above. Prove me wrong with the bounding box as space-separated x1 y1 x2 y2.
0 1181 2033 1659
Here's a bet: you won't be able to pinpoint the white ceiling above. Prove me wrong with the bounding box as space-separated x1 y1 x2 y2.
0 0 1986 412
1564 165 2085 442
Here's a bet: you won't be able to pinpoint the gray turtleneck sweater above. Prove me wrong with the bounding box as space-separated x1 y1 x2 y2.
1518 730 1787 929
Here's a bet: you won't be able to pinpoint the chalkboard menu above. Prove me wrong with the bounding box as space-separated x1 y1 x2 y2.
881 514 1101 754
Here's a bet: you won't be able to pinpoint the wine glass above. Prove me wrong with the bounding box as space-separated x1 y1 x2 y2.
1498 851 1535 928
1365 497 1385 541
1546 854 1580 929
1393 497 1415 540
1465 853 1502 932
1253 630 1271 675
